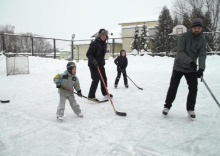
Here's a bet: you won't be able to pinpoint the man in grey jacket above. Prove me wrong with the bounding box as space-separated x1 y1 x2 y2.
162 18 207 119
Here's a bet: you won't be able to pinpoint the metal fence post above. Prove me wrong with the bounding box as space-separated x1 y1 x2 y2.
0 35 1 52
71 40 74 60
72 34 75 60
53 39 56 59
2 34 5 52
112 38 115 58
31 37 34 56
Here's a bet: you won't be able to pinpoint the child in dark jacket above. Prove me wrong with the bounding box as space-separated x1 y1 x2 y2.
114 49 128 88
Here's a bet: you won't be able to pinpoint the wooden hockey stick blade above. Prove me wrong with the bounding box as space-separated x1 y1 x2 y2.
116 111 127 116
98 99 109 103
0 100 10 103
138 87 143 90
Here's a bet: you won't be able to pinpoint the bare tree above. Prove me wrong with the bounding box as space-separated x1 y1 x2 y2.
174 0 220 51
33 36 52 55
205 0 220 51
18 32 32 53
174 0 206 18
0 24 18 52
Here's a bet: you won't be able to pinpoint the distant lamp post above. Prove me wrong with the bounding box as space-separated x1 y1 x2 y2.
71 34 75 60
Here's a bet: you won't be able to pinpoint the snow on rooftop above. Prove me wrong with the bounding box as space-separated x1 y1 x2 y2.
74 38 122 45
119 15 159 24
74 27 122 45
122 25 156 29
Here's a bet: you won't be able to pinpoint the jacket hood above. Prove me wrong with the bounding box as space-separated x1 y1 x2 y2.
96 29 109 40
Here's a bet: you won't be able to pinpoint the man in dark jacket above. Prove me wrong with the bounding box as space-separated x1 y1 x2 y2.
86 28 113 101
162 18 207 119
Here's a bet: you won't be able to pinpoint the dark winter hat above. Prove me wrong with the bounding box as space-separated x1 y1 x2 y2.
67 62 76 73
191 18 203 28
97 28 108 39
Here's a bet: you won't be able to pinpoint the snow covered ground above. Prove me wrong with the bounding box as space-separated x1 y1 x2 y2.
0 53 220 156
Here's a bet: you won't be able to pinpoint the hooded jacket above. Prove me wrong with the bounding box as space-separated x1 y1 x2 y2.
114 51 128 69
53 71 80 93
86 29 108 67
173 30 207 73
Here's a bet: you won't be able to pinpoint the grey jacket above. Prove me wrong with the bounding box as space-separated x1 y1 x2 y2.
173 30 207 73
53 71 80 94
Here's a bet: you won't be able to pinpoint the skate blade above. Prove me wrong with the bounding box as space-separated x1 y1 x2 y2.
56 117 63 121
188 115 195 121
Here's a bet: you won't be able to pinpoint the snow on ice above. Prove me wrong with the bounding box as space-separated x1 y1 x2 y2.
0 53 220 156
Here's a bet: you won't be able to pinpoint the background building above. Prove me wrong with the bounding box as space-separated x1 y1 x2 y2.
119 16 158 52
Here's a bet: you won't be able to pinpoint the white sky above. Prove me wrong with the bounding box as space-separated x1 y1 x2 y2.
1 0 174 40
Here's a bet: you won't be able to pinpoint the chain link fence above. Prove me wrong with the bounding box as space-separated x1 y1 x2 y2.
0 33 74 60
1 33 219 60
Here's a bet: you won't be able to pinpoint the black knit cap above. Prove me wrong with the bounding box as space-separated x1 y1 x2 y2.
191 18 203 28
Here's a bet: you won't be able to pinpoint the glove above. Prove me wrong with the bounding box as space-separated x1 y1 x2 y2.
117 65 121 70
197 69 204 78
77 90 82 97
56 82 61 88
190 61 197 71
92 59 98 67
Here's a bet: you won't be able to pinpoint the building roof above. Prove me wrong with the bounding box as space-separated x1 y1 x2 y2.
119 15 158 25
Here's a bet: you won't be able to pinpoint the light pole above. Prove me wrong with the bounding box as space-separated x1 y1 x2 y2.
71 34 75 60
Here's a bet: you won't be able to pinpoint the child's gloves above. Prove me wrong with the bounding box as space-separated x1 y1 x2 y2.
92 60 98 67
77 90 82 97
56 82 61 88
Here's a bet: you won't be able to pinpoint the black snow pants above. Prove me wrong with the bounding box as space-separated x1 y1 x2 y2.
88 66 107 98
164 70 198 111
114 68 128 85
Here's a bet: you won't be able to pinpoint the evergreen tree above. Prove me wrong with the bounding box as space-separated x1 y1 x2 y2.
182 13 191 30
139 24 149 51
131 26 139 52
151 6 174 54
203 11 213 50
173 16 179 26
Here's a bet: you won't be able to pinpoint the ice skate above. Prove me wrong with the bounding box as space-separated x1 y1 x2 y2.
162 108 169 116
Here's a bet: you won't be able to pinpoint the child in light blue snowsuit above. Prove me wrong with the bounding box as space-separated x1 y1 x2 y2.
53 62 83 120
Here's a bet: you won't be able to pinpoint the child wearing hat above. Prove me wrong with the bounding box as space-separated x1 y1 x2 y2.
114 49 128 88
53 62 83 120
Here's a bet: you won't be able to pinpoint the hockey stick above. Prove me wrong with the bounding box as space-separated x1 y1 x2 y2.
118 67 143 90
60 87 107 103
0 100 10 103
201 77 220 108
97 66 126 116
73 92 108 103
